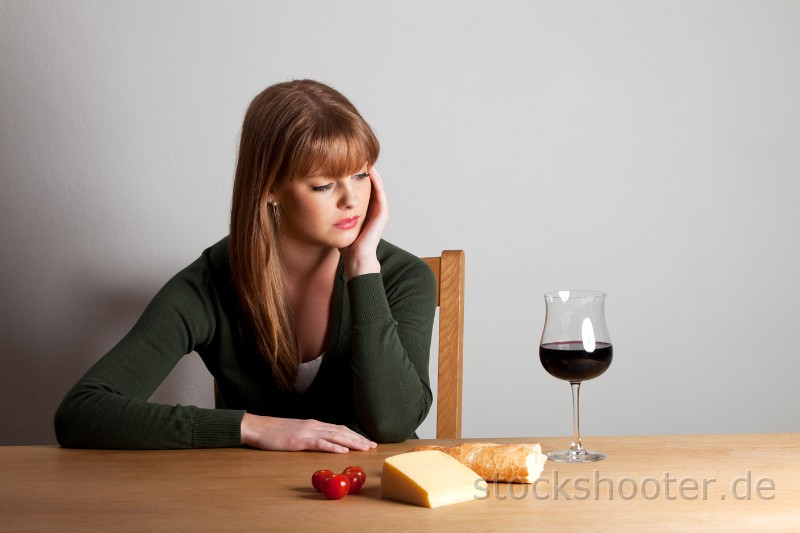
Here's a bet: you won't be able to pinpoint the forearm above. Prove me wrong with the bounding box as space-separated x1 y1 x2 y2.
54 382 244 449
347 271 435 442
350 320 433 441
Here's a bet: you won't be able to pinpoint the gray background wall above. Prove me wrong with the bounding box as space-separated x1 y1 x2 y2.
2 0 798 445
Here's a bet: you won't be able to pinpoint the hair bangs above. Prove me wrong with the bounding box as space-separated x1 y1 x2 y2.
292 120 379 181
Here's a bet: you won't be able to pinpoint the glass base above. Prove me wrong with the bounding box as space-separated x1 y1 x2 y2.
547 449 607 463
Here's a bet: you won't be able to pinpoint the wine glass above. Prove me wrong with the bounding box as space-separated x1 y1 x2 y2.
540 290 612 462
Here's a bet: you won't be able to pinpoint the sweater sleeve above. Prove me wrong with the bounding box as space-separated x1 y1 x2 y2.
347 259 437 442
54 264 245 449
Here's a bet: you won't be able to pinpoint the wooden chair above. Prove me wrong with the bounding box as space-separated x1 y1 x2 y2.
422 250 465 439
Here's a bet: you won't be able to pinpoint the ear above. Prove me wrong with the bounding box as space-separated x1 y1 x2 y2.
266 187 285 207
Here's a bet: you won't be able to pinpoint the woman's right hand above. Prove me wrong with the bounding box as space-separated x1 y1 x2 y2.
240 413 377 453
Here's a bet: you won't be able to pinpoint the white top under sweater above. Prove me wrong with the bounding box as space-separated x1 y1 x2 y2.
293 354 324 393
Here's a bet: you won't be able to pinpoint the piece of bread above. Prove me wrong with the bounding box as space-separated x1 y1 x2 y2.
410 442 547 483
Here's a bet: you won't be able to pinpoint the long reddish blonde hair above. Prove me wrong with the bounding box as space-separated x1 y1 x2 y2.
229 80 380 390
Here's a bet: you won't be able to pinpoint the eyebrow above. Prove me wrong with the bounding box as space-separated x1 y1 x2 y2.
303 170 367 180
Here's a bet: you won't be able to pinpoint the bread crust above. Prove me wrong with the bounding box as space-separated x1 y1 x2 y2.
411 442 546 483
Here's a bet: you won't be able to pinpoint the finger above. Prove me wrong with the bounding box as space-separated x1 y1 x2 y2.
368 166 387 202
316 424 376 451
338 435 376 451
313 438 350 454
366 169 389 225
331 426 377 448
333 423 377 447
368 165 382 182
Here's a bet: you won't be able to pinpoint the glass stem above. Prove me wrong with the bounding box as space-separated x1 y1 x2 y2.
569 381 584 454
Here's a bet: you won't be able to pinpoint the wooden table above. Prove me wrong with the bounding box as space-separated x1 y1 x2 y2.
1 434 798 531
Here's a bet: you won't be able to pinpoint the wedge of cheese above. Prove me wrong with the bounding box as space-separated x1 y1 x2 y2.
381 450 485 508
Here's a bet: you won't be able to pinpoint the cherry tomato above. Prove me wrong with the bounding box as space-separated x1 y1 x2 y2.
343 466 366 480
321 474 350 500
342 466 367 494
312 469 334 492
342 471 364 494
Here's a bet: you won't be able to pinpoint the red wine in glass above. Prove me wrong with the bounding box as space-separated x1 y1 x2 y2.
540 290 612 463
539 341 613 381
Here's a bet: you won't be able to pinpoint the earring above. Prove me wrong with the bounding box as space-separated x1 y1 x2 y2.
268 197 278 207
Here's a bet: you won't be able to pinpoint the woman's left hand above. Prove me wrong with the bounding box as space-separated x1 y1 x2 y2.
340 166 388 278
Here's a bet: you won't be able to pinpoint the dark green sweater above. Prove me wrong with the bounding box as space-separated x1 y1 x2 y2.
54 237 437 449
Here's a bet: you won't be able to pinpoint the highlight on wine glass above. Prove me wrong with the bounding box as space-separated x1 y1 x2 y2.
540 290 612 463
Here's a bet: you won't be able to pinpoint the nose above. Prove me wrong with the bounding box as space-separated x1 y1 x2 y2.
337 180 359 209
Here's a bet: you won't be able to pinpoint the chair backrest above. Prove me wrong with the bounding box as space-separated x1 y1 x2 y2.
422 250 465 439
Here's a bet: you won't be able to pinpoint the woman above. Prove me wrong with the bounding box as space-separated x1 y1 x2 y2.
54 80 437 453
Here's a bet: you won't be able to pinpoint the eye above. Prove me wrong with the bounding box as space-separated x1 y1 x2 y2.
353 172 369 181
311 183 334 192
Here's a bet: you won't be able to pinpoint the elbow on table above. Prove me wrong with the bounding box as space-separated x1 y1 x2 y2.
53 399 81 448
53 390 98 448
362 393 432 443
366 422 417 444
361 407 430 443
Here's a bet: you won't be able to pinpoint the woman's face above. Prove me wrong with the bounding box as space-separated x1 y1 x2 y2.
276 164 371 250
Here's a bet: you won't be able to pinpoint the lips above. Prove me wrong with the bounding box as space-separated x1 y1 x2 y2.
334 216 360 230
